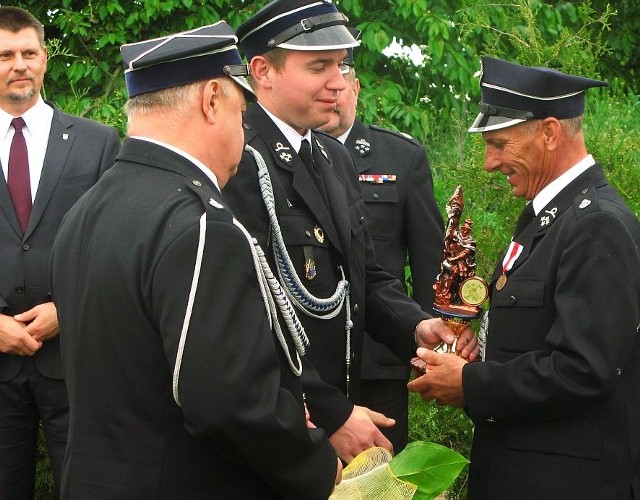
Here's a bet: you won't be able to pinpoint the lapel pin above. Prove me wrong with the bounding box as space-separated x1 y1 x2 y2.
313 225 325 244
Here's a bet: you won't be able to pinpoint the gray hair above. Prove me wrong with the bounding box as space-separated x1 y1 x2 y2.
124 78 234 119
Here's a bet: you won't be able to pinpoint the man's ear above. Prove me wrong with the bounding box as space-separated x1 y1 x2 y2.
541 117 561 151
249 56 272 90
353 77 361 99
202 79 221 124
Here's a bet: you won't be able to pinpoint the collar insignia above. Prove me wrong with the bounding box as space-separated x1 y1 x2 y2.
539 207 557 228
354 138 370 156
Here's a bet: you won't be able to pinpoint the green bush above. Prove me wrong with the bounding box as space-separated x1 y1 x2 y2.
24 1 638 497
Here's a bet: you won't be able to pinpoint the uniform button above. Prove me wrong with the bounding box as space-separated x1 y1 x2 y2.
192 180 202 187
15 287 24 294
353 303 359 314
305 230 312 237
22 244 30 251
486 417 496 423
581 188 589 194
359 216 365 224
616 368 623 376
373 193 380 199
509 295 517 304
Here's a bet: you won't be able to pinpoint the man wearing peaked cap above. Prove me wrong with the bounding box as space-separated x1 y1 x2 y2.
469 56 609 133
224 0 479 465
319 47 444 454
409 56 640 499
51 20 341 498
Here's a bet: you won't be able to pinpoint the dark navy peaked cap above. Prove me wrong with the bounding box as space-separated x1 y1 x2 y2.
469 56 608 133
121 21 253 98
236 0 359 61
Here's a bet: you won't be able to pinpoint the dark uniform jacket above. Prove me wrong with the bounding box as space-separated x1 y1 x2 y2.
344 119 443 380
50 139 337 499
463 164 640 499
223 104 429 435
0 102 119 381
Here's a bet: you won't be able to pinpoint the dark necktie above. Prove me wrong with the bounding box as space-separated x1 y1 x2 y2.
7 117 32 233
299 139 328 205
513 202 535 240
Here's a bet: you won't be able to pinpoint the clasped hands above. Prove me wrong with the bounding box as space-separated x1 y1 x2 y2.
408 318 477 408
0 302 59 356
326 319 477 465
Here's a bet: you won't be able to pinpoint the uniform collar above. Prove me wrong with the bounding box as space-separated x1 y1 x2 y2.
532 154 595 215
259 103 311 154
130 136 220 191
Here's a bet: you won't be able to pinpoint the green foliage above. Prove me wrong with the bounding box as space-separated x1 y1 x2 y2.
408 393 474 499
389 441 469 500
10 1 636 497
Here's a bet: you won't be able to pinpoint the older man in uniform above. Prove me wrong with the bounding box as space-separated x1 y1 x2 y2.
224 0 477 463
50 22 341 498
409 56 640 499
319 48 444 453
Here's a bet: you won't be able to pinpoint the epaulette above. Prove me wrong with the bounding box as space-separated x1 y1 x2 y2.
572 186 599 220
370 125 420 147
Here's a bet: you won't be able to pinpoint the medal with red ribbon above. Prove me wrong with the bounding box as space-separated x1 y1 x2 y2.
496 241 523 290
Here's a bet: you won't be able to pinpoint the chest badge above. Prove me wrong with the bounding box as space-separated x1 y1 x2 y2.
313 225 325 244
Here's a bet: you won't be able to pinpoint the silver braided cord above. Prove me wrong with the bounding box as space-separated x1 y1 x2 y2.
233 217 308 376
245 144 350 315
244 144 355 396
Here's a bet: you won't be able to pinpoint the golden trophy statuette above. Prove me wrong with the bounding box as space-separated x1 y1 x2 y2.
431 185 487 354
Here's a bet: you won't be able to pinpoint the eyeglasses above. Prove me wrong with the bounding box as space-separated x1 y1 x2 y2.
339 63 353 75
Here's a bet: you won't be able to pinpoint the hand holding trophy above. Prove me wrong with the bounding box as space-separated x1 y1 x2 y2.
431 185 487 354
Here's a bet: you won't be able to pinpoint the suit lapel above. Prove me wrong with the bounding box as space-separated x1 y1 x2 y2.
505 164 609 276
25 108 74 238
0 170 22 237
345 119 373 173
311 133 348 258
244 105 344 255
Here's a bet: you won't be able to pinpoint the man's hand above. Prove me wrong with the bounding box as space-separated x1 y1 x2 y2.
415 318 479 361
14 302 59 343
329 405 395 463
335 457 343 486
0 313 42 355
407 347 467 408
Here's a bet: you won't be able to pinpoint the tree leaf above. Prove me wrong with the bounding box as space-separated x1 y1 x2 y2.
388 441 469 500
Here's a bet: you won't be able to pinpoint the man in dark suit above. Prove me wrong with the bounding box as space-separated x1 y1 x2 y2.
0 7 119 497
409 56 640 499
319 48 444 452
225 0 477 463
50 22 341 498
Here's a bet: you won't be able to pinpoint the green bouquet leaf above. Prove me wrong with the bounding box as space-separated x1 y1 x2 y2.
389 441 469 500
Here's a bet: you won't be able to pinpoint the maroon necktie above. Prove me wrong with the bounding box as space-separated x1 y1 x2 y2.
7 117 31 233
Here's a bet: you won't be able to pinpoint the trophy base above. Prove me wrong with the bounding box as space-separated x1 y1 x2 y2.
433 307 481 355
